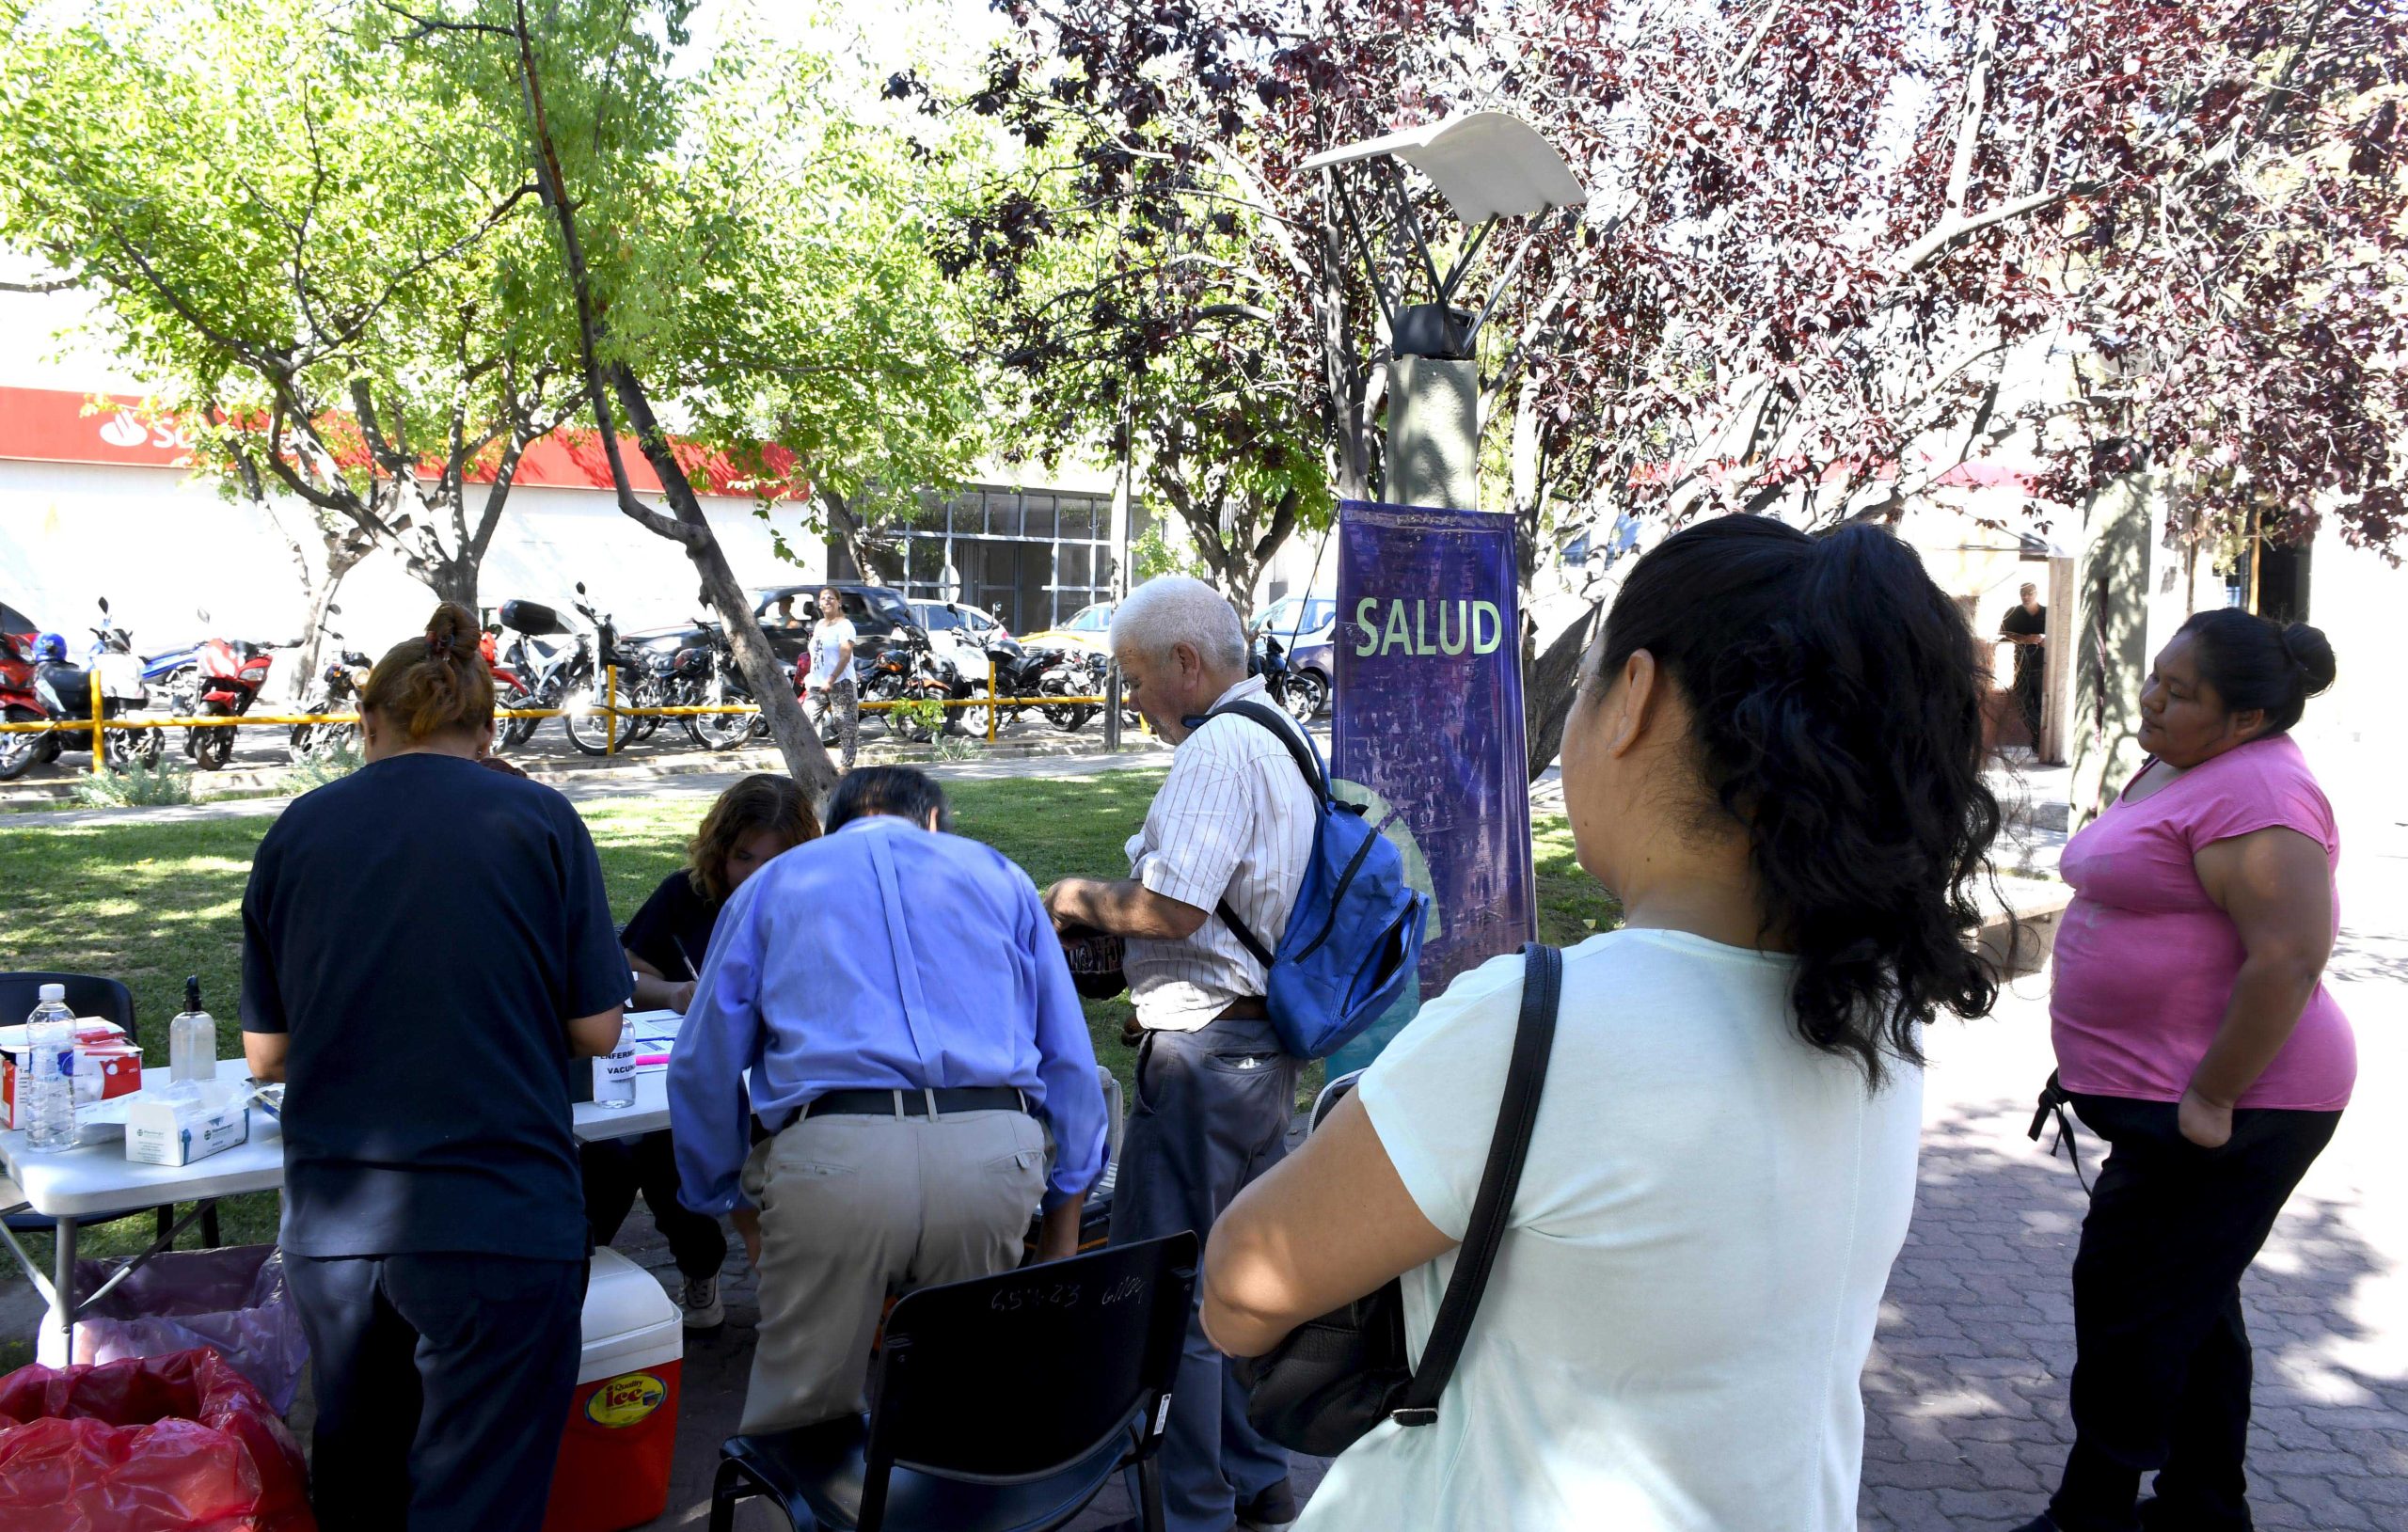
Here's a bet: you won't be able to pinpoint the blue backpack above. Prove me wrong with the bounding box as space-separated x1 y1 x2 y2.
1203 702 1428 1059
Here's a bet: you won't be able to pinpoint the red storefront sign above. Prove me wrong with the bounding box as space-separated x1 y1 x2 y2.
0 384 800 498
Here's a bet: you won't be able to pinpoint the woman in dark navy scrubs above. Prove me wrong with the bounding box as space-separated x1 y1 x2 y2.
241 602 631 1532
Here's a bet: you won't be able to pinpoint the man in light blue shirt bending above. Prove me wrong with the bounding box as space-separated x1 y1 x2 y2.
670 765 1108 1432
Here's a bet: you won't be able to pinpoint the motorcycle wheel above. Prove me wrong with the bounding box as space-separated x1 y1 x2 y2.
1039 701 1096 733
892 687 939 745
561 683 637 756
191 726 233 770
953 685 993 739
491 686 534 756
0 728 42 782
684 676 756 751
288 716 321 763
134 728 165 768
1279 670 1328 722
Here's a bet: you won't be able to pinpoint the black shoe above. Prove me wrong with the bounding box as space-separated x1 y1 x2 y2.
1239 1477 1299 1530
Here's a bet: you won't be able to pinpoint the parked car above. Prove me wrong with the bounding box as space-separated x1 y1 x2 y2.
909 600 1009 642
1021 600 1115 655
1250 593 1335 650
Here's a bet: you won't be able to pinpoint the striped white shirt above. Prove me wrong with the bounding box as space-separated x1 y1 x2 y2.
1124 677 1318 1033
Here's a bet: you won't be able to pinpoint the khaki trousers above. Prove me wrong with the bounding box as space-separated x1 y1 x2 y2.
738 1105 1047 1431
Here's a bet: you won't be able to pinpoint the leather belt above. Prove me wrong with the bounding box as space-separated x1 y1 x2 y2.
803 1086 1030 1120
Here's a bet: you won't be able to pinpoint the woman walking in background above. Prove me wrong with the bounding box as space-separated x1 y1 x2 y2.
241 603 631 1532
2019 610 2350 1532
802 586 860 771
1202 516 2004 1530
588 773 817 1330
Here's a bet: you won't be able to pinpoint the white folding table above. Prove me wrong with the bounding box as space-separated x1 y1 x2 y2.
0 1058 672 1353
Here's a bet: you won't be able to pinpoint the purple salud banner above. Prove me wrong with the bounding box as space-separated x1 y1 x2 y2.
1327 499 1535 1074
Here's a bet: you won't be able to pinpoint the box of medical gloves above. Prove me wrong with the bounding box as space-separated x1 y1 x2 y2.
126 1084 249 1166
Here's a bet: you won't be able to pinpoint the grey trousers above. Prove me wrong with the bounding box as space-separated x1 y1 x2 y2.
1109 1017 1299 1532
739 1105 1046 1431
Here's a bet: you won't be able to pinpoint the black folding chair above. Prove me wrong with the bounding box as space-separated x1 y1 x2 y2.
709 1230 1197 1532
0 972 219 1249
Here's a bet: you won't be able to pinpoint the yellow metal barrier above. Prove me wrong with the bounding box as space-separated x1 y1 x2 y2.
1 691 1119 774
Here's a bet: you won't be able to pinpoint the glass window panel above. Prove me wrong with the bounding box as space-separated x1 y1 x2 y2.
1022 493 1057 539
908 536 947 586
1058 498 1096 541
983 490 1022 538
1059 544 1092 586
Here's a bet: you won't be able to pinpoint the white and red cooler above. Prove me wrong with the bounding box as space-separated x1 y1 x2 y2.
542 1248 684 1532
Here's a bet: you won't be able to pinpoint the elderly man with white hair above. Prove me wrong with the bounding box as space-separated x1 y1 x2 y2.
1046 576 1317 1532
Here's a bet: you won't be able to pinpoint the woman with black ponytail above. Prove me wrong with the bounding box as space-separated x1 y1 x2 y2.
239 602 634 1530
1202 516 2002 1530
2019 609 2350 1532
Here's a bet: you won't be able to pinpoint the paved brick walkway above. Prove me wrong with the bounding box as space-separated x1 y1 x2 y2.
1857 791 2408 1531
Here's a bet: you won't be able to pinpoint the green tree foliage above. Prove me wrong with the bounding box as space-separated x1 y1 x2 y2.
382 0 990 795
0 0 582 617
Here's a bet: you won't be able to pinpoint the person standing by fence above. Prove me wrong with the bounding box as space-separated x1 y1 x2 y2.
2019 610 2350 1532
240 602 631 1532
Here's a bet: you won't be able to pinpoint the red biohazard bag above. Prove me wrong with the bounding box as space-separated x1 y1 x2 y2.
0 1347 315 1532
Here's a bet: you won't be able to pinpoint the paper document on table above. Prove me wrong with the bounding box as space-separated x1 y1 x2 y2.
626 1008 683 1067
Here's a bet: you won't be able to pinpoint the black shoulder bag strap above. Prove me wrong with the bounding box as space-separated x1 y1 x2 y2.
1390 941 1561 1426
1187 699 1327 967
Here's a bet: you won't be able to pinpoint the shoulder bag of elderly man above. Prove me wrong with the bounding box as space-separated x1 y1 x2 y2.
1203 701 1428 1058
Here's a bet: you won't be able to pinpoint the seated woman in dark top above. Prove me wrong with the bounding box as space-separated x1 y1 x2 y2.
242 602 629 1532
584 773 817 1328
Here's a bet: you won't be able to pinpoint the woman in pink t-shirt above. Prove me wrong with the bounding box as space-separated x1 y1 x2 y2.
2018 609 2349 1532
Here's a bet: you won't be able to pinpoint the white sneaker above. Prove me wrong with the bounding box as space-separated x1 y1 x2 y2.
678 1275 724 1330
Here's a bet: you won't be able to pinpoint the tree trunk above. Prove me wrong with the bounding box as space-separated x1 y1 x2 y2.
506 4 839 802
818 486 905 584
1521 599 1604 784
422 555 481 614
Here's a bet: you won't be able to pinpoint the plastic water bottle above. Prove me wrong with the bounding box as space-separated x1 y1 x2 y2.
24 984 78 1151
596 1019 636 1109
170 975 218 1085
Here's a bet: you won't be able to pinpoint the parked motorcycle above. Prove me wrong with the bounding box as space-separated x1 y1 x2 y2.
287 609 372 762
1035 648 1136 734
664 620 768 752
842 626 950 744
1252 634 1324 724
0 603 160 779
183 631 279 770
0 625 41 779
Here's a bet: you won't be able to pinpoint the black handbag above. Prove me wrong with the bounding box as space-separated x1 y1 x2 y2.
1237 942 1561 1458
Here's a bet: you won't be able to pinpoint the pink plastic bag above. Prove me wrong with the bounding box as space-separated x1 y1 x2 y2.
72 1244 309 1415
0 1348 315 1532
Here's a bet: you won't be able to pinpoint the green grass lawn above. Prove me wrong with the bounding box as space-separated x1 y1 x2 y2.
0 768 1617 1363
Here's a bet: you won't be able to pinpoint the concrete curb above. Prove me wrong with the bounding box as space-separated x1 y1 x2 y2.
0 733 1166 812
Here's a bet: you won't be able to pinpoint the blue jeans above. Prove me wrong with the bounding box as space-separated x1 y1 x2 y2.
1109 1017 1299 1532
287 1251 586 1532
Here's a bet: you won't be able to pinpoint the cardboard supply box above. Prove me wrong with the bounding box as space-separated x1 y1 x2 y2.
1 1019 137 1129
126 1088 250 1167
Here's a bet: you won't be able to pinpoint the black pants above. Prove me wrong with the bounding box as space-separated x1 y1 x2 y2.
288 1251 587 1532
2049 1094 2341 1532
581 1129 728 1279
2016 661 2045 743
1108 1017 1299 1532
